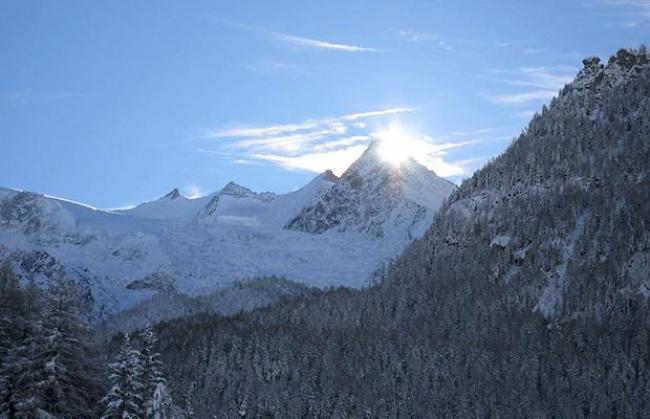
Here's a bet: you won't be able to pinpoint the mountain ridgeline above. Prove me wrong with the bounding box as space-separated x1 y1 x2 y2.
149 47 650 418
0 143 454 319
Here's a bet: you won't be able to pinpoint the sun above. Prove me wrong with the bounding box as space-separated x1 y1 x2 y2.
375 124 418 166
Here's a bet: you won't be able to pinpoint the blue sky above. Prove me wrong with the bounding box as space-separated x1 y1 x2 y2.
1 0 648 208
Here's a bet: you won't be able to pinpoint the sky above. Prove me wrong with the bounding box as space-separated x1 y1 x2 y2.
1 0 648 208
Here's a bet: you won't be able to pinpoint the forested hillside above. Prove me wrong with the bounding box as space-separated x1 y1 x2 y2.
151 47 650 418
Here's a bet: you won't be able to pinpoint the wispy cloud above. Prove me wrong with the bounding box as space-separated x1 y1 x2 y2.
211 16 379 53
395 29 452 50
484 66 576 105
275 33 379 52
488 90 558 105
605 0 650 26
252 145 370 175
515 110 538 119
197 107 484 178
6 90 82 106
245 59 306 74
183 184 204 199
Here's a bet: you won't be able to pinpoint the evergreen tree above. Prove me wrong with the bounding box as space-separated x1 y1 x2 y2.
140 326 173 419
0 264 40 419
149 382 175 419
0 263 25 365
102 334 145 419
20 278 101 417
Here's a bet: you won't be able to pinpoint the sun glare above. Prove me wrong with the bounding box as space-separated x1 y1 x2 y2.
375 124 418 166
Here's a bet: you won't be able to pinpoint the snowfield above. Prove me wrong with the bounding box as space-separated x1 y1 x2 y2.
0 144 456 318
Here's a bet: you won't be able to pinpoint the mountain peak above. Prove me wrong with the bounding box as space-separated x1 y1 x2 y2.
162 188 183 200
320 170 339 183
568 46 649 95
220 181 254 197
286 141 456 238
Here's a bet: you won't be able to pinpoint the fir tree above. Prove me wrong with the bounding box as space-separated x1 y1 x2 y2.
140 326 173 419
149 382 175 419
102 334 145 419
0 264 41 419
22 278 101 417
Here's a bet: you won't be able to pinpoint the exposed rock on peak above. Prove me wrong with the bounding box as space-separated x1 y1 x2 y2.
220 181 254 197
285 143 456 239
321 170 339 183
163 188 183 200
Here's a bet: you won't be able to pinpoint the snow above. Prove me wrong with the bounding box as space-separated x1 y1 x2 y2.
625 251 650 298
0 149 455 318
534 211 589 319
490 235 512 248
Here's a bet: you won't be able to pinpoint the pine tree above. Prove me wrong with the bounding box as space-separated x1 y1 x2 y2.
0 264 40 419
19 278 101 417
149 382 175 419
0 263 25 365
102 334 145 419
140 326 173 419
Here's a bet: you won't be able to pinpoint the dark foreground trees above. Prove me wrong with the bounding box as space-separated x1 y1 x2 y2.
0 266 102 418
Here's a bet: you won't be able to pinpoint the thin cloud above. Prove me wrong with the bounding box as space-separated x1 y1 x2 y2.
211 16 379 53
341 107 418 120
516 110 538 119
253 145 369 175
395 29 452 50
484 66 576 105
202 107 414 141
195 107 480 178
245 59 306 74
605 0 650 26
6 90 82 106
488 90 558 105
183 184 204 199
275 33 378 52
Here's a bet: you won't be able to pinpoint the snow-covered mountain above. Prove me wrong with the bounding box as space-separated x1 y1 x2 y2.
0 144 455 318
287 142 456 239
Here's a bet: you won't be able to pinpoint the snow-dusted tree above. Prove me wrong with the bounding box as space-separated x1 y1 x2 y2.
0 264 42 419
140 326 174 419
102 334 145 419
177 383 195 419
0 263 25 365
20 278 101 417
149 382 175 419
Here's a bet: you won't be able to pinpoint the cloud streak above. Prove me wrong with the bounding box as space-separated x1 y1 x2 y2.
6 90 82 106
197 107 485 178
484 66 576 105
395 29 452 50
275 33 379 52
605 0 650 26
211 16 379 53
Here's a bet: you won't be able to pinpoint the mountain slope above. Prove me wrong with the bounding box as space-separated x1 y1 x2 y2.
0 151 453 319
150 47 650 418
116 188 212 220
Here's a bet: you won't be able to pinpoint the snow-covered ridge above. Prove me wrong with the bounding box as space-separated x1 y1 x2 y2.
0 145 456 318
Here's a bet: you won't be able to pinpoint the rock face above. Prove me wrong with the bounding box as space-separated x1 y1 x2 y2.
0 144 456 319
286 141 456 240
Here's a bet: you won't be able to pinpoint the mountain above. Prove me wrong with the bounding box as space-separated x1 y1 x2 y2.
0 148 454 319
286 141 456 240
149 48 650 418
115 188 210 220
